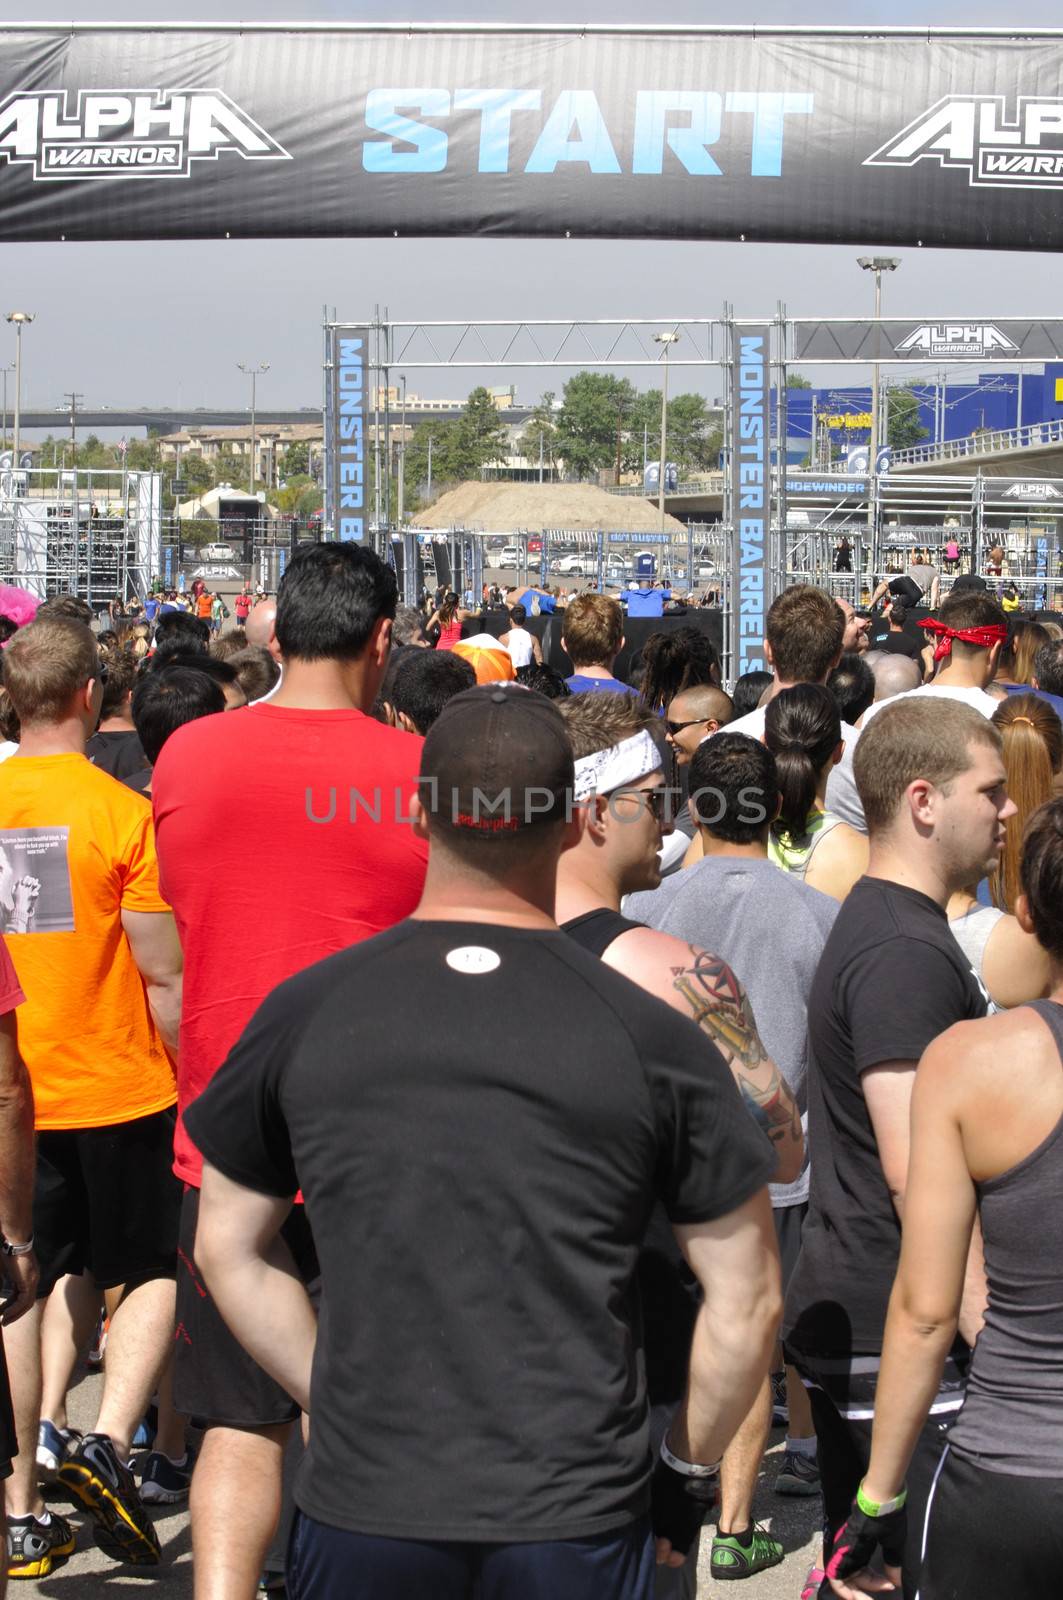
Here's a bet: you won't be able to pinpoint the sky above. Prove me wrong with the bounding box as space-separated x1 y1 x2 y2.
6 1 1063 423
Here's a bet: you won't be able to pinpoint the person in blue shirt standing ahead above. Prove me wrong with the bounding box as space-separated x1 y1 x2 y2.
621 579 672 619
562 594 637 696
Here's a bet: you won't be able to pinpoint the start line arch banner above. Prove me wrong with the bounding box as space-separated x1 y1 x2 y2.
5 24 1063 247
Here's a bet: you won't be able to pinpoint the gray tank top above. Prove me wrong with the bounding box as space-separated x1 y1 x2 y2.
948 998 1063 1475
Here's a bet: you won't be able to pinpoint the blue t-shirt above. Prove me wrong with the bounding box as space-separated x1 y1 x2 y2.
621 588 670 618
144 598 160 622
1003 682 1063 723
565 674 636 696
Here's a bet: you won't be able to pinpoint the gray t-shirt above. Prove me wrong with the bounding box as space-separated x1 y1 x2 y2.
716 705 867 833
625 856 839 1205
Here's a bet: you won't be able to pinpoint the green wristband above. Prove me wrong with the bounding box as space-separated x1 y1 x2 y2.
856 1481 907 1518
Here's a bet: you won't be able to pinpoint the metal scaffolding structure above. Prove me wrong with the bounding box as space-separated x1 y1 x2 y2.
0 468 161 604
324 310 1063 678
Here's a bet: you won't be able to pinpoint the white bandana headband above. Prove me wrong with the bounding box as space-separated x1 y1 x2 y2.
573 729 662 802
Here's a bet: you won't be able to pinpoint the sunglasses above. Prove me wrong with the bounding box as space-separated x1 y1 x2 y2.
665 716 710 737
613 786 669 821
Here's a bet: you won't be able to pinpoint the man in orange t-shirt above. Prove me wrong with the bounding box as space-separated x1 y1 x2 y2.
0 618 185 1576
195 590 213 624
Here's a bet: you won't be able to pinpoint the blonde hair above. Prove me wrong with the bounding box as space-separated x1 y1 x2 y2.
990 693 1062 911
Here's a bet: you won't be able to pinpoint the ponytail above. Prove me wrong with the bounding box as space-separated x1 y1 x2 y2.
764 684 842 839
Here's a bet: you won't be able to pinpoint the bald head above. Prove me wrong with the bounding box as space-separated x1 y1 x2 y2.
245 599 279 658
865 650 922 703
666 683 734 765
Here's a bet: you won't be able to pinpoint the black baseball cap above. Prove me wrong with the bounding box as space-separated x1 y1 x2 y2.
420 684 574 834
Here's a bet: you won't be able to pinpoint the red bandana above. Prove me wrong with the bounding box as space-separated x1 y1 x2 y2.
919 619 1008 662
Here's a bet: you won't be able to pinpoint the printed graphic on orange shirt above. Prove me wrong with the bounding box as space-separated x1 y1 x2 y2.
0 828 74 934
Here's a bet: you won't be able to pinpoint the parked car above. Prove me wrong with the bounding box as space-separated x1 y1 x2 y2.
495 544 521 569
554 553 588 576
202 542 237 562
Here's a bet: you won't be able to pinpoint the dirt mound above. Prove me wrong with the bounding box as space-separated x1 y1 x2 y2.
411 481 684 534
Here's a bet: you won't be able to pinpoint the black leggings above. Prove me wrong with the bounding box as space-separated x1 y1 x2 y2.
919 1447 1063 1599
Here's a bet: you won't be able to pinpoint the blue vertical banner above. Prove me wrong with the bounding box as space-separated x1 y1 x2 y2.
731 324 771 676
328 325 369 541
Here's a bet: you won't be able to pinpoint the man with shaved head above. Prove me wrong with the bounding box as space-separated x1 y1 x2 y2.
665 683 734 768
244 598 278 656
864 650 923 706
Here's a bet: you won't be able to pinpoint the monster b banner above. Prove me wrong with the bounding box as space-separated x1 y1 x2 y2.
731 326 771 680
5 25 1063 245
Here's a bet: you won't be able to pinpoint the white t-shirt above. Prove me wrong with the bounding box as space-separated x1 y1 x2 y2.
859 683 1000 728
505 627 535 669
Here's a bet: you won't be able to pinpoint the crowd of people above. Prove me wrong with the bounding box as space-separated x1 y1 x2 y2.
0 549 1055 1600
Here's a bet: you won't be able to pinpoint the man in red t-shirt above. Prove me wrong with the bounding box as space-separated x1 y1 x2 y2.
233 588 252 627
152 543 427 1600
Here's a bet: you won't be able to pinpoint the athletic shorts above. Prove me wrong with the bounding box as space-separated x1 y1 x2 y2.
773 1202 807 1291
0 1333 17 1478
34 1107 182 1298
783 1350 965 1600
174 1186 319 1430
287 1512 655 1600
918 1445 1063 1599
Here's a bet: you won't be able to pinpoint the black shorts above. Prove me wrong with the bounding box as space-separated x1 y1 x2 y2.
784 1351 964 1600
34 1107 182 1298
287 1512 655 1600
174 1186 319 1430
0 1333 16 1477
773 1202 807 1292
919 1445 1063 1598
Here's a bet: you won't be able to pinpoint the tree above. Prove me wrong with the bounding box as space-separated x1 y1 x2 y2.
785 373 813 389
556 373 638 480
517 392 560 475
180 453 214 495
283 440 309 477
455 387 509 472
886 386 929 450
626 390 723 475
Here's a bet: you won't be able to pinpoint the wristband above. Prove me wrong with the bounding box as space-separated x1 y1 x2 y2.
2 1236 32 1257
659 1437 721 1479
856 1481 907 1518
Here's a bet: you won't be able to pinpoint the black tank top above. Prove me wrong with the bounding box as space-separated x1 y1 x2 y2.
949 998 1063 1475
560 908 644 959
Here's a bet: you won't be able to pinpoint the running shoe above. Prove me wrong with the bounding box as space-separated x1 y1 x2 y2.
800 1565 827 1600
58 1431 161 1566
6 1511 76 1579
86 1311 108 1367
710 1524 784 1579
138 1449 194 1505
775 1447 821 1497
770 1369 789 1427
35 1419 81 1480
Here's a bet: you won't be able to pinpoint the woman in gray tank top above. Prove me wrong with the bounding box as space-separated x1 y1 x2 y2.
826 798 1063 1600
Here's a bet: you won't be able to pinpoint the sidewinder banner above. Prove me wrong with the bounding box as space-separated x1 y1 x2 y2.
731 325 771 679
5 25 1063 246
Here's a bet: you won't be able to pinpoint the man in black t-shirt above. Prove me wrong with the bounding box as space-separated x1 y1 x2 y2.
188 686 780 1600
784 697 1014 1600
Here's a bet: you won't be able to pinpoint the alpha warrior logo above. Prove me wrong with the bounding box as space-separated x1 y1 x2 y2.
894 324 1020 358
1001 482 1063 500
0 89 290 181
865 95 1063 190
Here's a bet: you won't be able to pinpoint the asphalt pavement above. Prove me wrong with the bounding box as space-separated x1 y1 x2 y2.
20 1368 820 1598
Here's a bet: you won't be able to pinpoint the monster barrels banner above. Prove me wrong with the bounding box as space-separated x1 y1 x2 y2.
731 326 771 679
6 25 1063 245
327 327 370 542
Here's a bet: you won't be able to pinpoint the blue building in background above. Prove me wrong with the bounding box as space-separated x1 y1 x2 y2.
777 364 1063 464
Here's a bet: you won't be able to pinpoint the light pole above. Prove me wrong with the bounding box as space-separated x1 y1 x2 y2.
654 331 680 531
238 361 269 499
6 312 35 470
426 432 434 499
857 257 900 522
0 362 14 450
398 374 407 525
